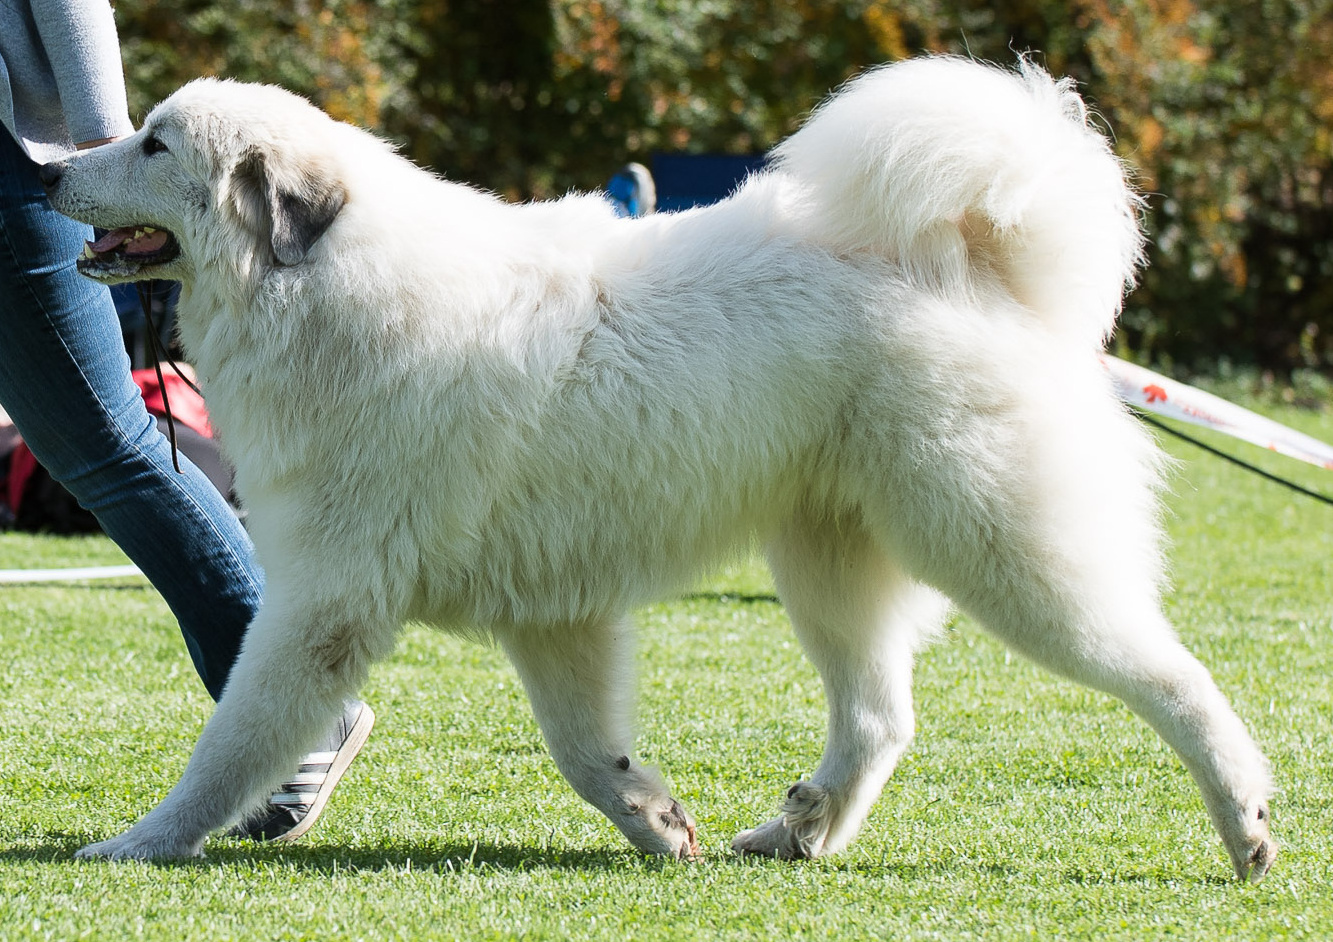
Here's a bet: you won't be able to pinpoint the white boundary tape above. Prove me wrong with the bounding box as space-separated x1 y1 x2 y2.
0 564 144 584
1103 356 1333 470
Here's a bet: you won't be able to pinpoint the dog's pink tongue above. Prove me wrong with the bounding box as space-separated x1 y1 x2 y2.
124 230 170 256
89 228 137 253
87 227 170 257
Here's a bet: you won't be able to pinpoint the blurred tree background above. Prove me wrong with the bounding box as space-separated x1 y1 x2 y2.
112 0 1333 375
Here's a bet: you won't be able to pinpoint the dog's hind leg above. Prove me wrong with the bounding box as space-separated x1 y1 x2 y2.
497 617 700 858
75 591 395 860
733 511 949 859
868 402 1277 881
957 573 1277 881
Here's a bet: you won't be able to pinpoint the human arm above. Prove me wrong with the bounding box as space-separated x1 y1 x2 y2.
30 0 134 147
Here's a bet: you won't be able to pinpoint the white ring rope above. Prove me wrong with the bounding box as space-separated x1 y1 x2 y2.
0 564 144 584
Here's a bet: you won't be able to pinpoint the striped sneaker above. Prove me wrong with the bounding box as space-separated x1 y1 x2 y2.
231 699 375 842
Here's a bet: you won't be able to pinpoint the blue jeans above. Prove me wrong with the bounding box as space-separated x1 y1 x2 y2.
0 130 262 701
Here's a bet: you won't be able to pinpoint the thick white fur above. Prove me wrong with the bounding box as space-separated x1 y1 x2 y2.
46 56 1275 879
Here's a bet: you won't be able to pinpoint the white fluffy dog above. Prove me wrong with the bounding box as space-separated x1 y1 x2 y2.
44 56 1276 879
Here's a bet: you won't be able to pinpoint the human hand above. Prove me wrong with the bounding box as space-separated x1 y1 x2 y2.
75 135 127 150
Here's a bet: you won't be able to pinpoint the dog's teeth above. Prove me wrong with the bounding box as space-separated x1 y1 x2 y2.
82 243 95 259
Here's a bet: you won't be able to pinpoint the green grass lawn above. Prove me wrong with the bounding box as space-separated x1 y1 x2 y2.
2 401 1332 941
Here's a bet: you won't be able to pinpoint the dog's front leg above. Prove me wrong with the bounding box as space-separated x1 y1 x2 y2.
498 618 699 859
74 690 325 860
76 602 385 861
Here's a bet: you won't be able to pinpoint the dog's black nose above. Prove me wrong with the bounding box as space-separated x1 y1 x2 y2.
38 162 62 190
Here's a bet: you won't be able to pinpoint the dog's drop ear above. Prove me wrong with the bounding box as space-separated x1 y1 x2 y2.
232 147 347 266
268 163 347 266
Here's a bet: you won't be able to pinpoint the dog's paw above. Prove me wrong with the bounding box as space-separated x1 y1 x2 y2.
614 795 699 860
732 781 832 860
1238 835 1278 883
75 827 206 862
606 760 699 859
1228 802 1277 883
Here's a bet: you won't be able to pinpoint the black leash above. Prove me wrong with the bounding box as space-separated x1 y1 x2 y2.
1133 409 1333 508
135 282 202 474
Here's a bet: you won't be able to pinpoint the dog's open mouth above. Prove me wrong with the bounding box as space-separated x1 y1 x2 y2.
78 226 181 278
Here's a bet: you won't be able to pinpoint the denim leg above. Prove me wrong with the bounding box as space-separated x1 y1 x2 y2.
0 133 262 701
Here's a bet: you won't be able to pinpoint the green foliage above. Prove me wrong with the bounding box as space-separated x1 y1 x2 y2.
109 0 1333 372
115 0 415 127
3 401 1333 938
1080 1 1333 374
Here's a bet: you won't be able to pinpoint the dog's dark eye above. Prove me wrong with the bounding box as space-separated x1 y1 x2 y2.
143 134 168 156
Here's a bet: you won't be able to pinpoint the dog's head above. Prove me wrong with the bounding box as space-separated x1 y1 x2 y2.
42 79 348 285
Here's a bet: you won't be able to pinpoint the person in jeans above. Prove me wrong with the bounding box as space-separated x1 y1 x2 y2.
0 0 372 841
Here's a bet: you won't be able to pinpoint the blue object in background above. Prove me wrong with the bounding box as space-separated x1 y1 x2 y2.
605 162 657 218
649 153 767 211
605 154 767 217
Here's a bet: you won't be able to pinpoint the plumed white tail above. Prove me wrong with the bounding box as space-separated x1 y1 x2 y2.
772 56 1144 347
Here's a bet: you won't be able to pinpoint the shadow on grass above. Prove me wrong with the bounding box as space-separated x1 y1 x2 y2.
770 854 1237 888
1060 864 1235 888
229 839 650 874
683 591 779 605
0 833 648 875
0 833 1235 887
